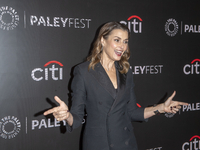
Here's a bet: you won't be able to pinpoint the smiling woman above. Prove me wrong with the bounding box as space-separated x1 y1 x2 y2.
44 22 188 150
101 29 129 64
87 22 131 74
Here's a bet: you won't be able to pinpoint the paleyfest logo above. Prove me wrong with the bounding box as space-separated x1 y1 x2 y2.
165 18 200 36
165 18 179 37
146 147 162 150
30 15 91 28
165 102 200 118
0 6 92 30
0 6 19 30
0 116 21 139
130 65 163 75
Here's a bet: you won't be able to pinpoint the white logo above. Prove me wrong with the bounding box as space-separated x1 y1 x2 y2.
164 112 176 118
182 135 200 150
185 24 200 33
30 15 91 28
130 65 163 75
31 60 63 81
182 102 200 112
0 116 21 139
165 18 178 37
165 102 199 118
183 59 200 75
31 116 86 130
166 18 200 35
120 15 142 33
146 147 162 150
0 6 19 30
32 118 67 130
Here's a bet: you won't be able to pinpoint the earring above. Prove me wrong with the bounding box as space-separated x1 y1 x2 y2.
101 46 103 52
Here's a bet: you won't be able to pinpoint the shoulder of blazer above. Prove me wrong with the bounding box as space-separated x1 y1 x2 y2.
75 61 104 75
73 61 90 75
76 61 90 70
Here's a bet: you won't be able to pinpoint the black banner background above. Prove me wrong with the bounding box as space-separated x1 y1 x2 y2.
0 0 199 150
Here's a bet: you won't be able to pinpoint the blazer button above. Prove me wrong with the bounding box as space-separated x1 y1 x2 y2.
99 101 102 105
110 144 114 147
124 127 127 130
125 141 129 145
127 101 130 104
122 112 125 115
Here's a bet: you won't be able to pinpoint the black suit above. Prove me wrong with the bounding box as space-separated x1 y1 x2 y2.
66 61 146 150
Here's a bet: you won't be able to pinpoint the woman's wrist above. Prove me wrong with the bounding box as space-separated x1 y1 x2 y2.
157 103 165 113
153 103 165 114
65 112 73 126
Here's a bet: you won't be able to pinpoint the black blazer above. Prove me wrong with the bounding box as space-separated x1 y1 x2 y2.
66 61 146 150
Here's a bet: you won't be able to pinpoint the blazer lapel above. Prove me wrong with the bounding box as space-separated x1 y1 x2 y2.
109 62 127 113
90 62 117 99
116 63 126 96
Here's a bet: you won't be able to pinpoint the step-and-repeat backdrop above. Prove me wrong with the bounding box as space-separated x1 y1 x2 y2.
0 0 199 150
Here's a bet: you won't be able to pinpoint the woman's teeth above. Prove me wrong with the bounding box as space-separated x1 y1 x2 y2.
114 50 122 56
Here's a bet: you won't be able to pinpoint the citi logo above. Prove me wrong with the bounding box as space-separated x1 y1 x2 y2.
120 15 142 33
31 60 63 81
182 135 200 150
183 59 200 75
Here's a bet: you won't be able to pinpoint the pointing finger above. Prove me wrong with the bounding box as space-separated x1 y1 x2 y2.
177 102 189 106
169 91 176 99
54 96 64 105
44 107 58 116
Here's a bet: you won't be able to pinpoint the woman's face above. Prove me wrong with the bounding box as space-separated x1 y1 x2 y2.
101 29 128 62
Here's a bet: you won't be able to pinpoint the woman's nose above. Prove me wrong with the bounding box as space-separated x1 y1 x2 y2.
119 42 125 49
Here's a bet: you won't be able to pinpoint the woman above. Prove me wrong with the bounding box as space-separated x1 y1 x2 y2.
44 22 188 150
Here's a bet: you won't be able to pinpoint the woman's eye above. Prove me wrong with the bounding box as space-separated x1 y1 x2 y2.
114 39 119 42
124 41 128 44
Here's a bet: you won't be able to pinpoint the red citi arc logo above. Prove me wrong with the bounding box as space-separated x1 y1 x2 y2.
183 59 200 75
31 60 63 81
182 135 200 150
120 15 142 33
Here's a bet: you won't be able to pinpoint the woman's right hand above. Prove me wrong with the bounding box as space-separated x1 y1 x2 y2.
43 96 73 126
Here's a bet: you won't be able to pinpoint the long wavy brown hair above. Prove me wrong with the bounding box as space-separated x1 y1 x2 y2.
87 22 131 74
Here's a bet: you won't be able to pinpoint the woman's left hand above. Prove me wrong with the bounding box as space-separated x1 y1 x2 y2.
163 91 188 114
